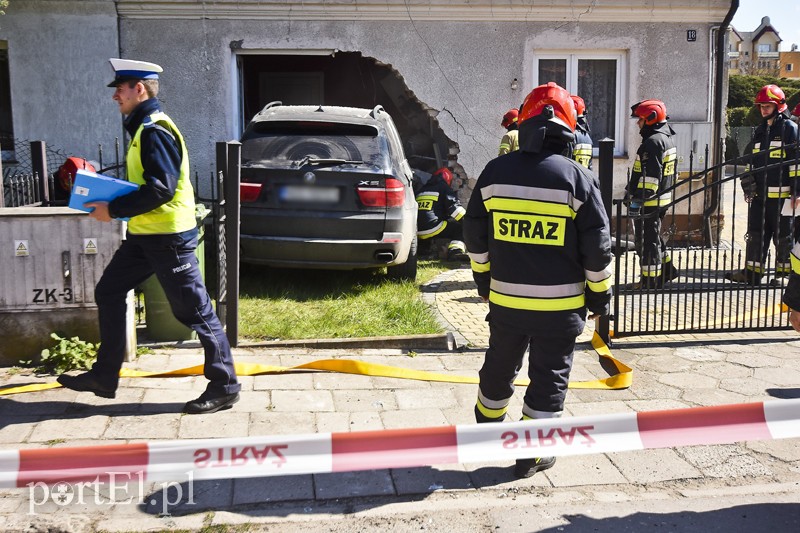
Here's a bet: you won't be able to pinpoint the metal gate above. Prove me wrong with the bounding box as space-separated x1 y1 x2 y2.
611 140 800 338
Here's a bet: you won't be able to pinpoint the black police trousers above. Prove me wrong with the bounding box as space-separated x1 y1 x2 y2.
475 318 576 422
91 228 240 396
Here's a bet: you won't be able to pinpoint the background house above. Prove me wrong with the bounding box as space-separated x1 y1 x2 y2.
780 47 800 79
1 0 732 200
729 16 782 76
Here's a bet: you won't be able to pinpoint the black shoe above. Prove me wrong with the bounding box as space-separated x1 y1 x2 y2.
183 392 240 414
514 456 556 479
57 372 116 399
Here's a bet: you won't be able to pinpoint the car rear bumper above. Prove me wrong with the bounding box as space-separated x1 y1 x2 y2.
241 232 411 269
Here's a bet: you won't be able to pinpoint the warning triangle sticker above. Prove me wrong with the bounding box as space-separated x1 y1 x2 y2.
84 238 98 254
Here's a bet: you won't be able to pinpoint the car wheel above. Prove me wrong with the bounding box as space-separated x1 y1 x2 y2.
386 235 418 281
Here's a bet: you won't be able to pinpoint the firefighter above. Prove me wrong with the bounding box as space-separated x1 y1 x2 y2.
726 85 799 285
415 167 468 260
464 82 612 479
570 95 593 170
625 99 679 288
57 59 241 414
791 103 800 125
498 108 520 155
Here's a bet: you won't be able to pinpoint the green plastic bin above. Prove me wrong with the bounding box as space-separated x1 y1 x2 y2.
139 205 209 342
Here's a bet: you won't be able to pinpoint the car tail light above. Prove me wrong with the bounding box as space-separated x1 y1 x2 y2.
240 183 263 202
357 178 405 207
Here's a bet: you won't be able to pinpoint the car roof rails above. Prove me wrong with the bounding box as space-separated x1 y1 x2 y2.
253 101 282 119
370 105 385 119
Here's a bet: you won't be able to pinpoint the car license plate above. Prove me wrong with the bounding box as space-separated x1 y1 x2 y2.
279 185 340 203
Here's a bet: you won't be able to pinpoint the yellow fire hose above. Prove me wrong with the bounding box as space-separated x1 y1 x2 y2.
0 332 630 396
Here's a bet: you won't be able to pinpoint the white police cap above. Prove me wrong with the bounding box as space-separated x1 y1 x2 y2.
107 58 163 87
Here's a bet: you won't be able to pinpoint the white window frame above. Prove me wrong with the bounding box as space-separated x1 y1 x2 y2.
532 51 627 156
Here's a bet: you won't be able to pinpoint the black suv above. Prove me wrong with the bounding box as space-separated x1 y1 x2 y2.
239 103 418 280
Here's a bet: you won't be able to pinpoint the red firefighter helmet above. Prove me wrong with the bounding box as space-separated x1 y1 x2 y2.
433 167 454 187
792 103 800 117
501 108 519 129
571 95 586 117
630 99 668 126
755 84 787 113
519 82 576 132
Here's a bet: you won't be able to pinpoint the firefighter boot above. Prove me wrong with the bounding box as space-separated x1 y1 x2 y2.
446 240 469 262
514 456 556 479
632 276 663 290
725 269 762 285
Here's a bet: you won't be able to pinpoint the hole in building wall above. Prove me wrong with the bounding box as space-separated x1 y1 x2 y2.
239 51 461 182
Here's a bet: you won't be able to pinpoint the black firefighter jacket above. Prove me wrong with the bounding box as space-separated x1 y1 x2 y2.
742 113 798 199
463 149 613 336
416 173 466 239
626 122 677 208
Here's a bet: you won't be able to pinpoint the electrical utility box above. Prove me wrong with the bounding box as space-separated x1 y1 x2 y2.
0 207 136 365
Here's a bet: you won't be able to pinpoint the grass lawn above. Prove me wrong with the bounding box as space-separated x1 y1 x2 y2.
237 260 453 341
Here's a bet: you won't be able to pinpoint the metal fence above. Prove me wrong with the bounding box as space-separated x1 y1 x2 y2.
1 140 124 208
610 139 800 338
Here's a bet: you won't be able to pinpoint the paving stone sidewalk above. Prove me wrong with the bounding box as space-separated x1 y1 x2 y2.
0 266 799 531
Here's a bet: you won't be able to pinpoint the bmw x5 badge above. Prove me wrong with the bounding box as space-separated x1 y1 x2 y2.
303 172 316 184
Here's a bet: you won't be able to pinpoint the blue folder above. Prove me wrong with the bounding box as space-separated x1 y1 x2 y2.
68 170 139 218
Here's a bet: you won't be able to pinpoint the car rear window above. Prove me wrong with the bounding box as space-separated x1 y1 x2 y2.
241 121 389 168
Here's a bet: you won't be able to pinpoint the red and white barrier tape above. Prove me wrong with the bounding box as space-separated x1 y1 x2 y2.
1 399 798 488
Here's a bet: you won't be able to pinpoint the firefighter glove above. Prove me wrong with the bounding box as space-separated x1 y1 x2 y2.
740 173 757 198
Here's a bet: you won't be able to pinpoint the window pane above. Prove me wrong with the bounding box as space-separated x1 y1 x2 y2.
577 59 616 145
538 59 567 88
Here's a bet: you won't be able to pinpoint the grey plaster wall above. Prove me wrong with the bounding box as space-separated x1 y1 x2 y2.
0 0 120 163
119 16 719 196
0 0 727 199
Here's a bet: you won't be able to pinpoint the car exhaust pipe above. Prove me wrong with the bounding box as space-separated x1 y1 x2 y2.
374 251 395 263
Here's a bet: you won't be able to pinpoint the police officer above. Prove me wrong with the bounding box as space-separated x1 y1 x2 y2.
416 167 467 260
464 82 612 479
58 59 241 414
626 99 679 288
726 85 799 285
570 95 593 171
498 109 520 155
